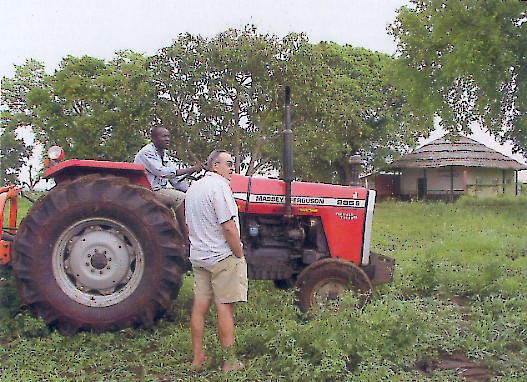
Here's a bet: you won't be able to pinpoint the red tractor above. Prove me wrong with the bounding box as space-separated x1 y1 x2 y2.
0 89 394 335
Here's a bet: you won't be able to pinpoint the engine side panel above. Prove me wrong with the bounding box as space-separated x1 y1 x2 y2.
231 174 367 265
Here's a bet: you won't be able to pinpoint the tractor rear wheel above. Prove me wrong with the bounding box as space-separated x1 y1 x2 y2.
295 258 372 313
12 174 185 335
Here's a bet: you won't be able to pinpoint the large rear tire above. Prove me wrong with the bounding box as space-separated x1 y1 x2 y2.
295 258 372 313
12 175 185 335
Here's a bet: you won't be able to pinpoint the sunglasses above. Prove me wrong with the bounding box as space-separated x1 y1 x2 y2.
215 160 235 167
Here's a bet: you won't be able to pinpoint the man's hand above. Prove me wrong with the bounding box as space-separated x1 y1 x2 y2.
191 163 203 172
176 163 203 177
221 219 243 258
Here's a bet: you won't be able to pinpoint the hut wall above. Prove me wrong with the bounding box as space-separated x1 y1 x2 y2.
426 167 464 195
465 168 516 196
400 167 465 199
399 168 424 197
400 167 518 198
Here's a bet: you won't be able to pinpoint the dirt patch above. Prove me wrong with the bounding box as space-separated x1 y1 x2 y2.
417 353 494 382
448 295 471 306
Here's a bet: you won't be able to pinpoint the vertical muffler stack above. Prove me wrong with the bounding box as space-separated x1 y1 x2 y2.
283 86 294 219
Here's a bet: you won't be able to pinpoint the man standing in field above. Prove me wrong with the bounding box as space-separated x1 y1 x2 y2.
134 126 202 238
185 149 247 372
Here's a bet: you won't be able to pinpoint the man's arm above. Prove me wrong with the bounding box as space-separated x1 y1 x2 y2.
137 150 201 179
175 164 203 177
221 219 243 258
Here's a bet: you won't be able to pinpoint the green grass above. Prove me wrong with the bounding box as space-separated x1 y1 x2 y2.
1 196 526 381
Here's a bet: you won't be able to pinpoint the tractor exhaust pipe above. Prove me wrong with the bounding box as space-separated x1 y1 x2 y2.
283 86 294 219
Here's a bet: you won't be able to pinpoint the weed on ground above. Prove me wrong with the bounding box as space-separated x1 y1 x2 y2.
1 197 526 381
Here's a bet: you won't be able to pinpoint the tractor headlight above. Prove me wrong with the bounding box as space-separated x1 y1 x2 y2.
47 146 64 161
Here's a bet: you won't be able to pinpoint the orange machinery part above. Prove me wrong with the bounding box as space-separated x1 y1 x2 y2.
0 185 22 265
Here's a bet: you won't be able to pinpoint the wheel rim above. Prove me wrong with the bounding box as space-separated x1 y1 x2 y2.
311 278 348 307
52 218 145 307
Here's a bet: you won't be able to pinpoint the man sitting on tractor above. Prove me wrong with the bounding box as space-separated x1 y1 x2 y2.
134 126 202 239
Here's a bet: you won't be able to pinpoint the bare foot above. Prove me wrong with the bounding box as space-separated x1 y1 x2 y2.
191 355 207 369
221 360 243 372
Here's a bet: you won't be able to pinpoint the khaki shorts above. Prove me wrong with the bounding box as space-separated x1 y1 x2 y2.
192 255 248 303
154 188 185 209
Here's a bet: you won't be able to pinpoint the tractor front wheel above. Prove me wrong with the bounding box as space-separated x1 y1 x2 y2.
13 175 185 335
295 258 372 313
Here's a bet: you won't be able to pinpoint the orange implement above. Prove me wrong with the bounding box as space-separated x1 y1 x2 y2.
0 185 22 265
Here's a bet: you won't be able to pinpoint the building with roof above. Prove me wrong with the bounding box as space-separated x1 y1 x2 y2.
385 136 527 200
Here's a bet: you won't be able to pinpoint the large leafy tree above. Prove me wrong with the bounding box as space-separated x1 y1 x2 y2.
389 0 527 154
150 27 414 183
3 27 415 185
201 27 298 175
148 33 213 166
3 51 156 162
149 27 306 175
289 42 419 183
0 127 27 186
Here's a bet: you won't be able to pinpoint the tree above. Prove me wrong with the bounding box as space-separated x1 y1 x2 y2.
1 60 44 186
287 42 419 183
389 0 527 155
148 33 212 166
3 28 416 185
149 27 307 175
150 26 415 183
2 52 156 163
0 127 27 186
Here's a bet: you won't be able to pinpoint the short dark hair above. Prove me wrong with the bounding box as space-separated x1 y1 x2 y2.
206 150 229 171
150 126 166 138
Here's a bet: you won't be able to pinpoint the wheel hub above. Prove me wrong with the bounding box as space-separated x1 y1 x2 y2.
314 280 347 304
90 252 108 270
52 218 145 307
67 230 131 291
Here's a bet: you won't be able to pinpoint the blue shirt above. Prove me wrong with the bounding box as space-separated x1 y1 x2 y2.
134 143 188 191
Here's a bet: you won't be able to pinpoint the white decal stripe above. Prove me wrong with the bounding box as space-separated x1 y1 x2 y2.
361 190 376 266
233 193 366 208
233 193 247 201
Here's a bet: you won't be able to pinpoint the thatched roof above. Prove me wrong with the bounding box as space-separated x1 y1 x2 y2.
391 136 527 171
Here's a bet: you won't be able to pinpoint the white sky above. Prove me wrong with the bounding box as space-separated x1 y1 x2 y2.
0 0 407 78
1 0 526 178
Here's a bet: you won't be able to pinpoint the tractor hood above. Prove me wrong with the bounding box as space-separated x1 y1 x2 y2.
230 173 369 214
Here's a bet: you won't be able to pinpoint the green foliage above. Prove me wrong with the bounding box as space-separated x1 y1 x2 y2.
2 26 419 184
1 52 155 164
149 26 416 183
148 27 295 175
1 61 39 188
1 61 50 188
0 126 27 187
287 43 420 183
3 27 417 184
389 0 527 154
1 199 526 380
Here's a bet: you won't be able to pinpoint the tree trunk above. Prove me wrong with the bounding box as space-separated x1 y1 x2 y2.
233 98 241 174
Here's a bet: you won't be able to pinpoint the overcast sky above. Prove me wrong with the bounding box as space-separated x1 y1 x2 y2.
1 0 408 78
1 0 525 173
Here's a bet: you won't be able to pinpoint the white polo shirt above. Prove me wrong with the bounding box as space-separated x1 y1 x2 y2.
185 172 240 267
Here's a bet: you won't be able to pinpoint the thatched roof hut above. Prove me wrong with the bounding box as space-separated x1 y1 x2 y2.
383 136 527 200
392 136 527 171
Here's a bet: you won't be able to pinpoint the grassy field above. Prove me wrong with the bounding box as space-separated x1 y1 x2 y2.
1 196 526 381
